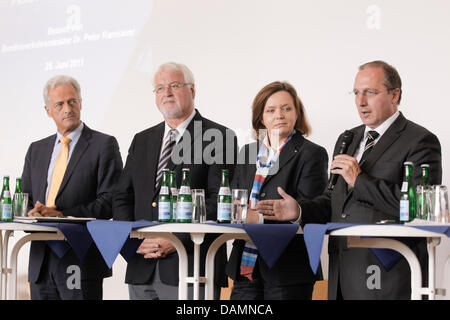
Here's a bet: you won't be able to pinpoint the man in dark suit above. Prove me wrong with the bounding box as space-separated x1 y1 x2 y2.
113 62 237 300
22 75 123 299
258 60 442 299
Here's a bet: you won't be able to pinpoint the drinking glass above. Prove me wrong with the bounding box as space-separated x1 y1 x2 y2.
191 189 206 223
430 185 449 223
231 189 248 224
13 193 29 217
416 185 432 220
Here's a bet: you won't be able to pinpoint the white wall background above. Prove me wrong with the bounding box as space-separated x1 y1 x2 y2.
0 0 448 300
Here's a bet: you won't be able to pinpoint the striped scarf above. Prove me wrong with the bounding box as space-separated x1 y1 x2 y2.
239 130 295 281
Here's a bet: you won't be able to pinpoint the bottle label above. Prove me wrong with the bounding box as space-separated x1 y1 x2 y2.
170 188 178 196
160 186 169 195
399 200 409 221
217 202 232 221
179 186 191 195
401 182 408 193
3 190 11 198
218 187 231 196
172 202 177 219
158 202 171 220
177 202 192 220
1 204 12 220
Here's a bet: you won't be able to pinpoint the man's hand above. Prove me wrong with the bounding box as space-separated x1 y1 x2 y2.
330 154 361 188
27 201 63 217
256 187 300 221
245 209 261 224
137 238 176 259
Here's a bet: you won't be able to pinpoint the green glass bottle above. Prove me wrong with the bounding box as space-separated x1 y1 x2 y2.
417 164 431 219
1 176 13 222
169 171 178 222
13 177 23 218
158 169 171 222
177 168 192 223
15 178 22 194
217 169 232 223
420 164 430 186
399 162 416 222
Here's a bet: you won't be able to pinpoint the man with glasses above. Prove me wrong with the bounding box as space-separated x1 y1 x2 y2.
113 62 237 300
21 75 123 299
257 60 442 299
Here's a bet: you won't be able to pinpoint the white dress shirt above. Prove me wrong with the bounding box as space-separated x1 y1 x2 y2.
354 110 400 161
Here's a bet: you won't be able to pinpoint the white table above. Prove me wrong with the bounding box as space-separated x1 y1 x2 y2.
328 223 449 300
0 222 66 300
131 223 303 300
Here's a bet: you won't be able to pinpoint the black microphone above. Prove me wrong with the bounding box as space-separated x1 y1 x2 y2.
327 130 354 191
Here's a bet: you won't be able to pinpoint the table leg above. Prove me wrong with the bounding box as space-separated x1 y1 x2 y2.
2 230 12 300
444 255 450 298
347 236 423 300
427 237 440 300
9 232 64 300
130 231 189 300
0 230 2 300
205 234 249 300
190 233 205 300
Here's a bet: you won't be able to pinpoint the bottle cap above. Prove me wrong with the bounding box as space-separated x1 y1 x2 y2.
420 164 430 168
403 161 413 166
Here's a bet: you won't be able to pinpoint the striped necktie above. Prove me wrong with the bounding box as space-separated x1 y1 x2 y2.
239 131 295 281
47 136 71 207
359 130 379 163
155 129 178 189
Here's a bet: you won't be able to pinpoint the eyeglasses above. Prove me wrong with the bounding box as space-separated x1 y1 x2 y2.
350 88 394 98
53 98 81 111
153 82 192 94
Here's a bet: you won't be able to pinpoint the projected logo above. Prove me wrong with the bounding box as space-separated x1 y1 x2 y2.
47 4 83 36
1 0 153 127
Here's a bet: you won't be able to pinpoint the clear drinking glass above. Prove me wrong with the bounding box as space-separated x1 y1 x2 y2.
430 185 449 223
416 185 432 220
191 189 206 223
231 189 248 224
13 193 29 217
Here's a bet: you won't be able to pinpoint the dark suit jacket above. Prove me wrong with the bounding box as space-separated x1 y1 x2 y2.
113 110 238 286
225 132 329 286
21 124 123 283
300 112 442 299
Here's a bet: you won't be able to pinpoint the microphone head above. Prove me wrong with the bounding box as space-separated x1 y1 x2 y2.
341 130 354 145
328 130 355 190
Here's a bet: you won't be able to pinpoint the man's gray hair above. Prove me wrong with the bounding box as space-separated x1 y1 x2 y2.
43 75 81 106
153 62 195 86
